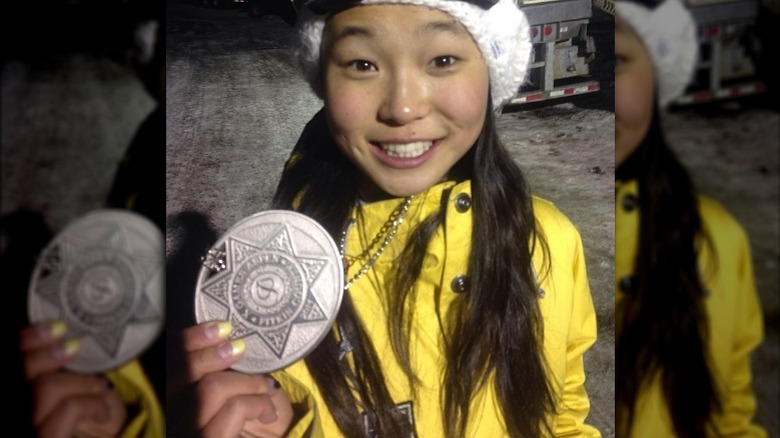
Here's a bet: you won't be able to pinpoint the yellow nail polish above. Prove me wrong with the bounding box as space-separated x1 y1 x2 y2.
217 338 246 359
206 321 232 340
50 321 67 338
52 339 80 359
217 321 232 338
230 339 245 356
64 339 80 357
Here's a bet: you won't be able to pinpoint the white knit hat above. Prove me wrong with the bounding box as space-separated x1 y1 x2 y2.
296 0 533 111
616 0 699 108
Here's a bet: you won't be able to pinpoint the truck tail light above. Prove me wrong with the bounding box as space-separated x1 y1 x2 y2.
709 24 720 37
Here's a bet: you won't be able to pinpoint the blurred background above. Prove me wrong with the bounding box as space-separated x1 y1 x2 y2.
654 1 779 434
2 0 164 434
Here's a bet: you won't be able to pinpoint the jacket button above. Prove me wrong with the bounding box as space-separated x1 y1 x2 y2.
454 193 471 213
622 194 639 212
451 275 470 293
618 275 633 294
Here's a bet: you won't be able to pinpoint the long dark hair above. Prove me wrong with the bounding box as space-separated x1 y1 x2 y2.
271 100 555 437
615 103 721 437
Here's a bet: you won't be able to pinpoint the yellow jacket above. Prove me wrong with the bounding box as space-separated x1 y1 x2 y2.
275 180 600 437
615 179 765 437
107 360 165 438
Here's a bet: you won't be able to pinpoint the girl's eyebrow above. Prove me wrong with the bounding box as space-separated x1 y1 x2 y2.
331 19 468 44
332 25 374 43
417 20 468 38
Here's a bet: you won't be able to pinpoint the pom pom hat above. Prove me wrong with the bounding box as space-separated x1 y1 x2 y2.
297 0 533 111
616 0 699 108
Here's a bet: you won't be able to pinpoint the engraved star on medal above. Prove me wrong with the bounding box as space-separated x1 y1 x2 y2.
195 210 343 373
201 223 329 357
28 210 165 373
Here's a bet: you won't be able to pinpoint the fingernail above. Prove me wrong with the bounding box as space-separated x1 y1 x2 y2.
216 339 245 359
53 339 80 359
205 321 232 340
50 321 67 338
93 402 110 422
265 376 281 393
38 321 66 339
102 378 115 392
258 408 278 424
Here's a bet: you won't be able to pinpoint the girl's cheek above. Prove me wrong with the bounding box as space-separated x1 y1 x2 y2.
616 75 652 127
328 92 362 132
432 75 489 126
615 76 632 122
327 77 362 111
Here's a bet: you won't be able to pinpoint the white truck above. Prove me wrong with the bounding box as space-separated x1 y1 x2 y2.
508 0 614 106
674 0 768 105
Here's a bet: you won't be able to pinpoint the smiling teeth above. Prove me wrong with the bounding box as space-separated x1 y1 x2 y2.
380 141 433 158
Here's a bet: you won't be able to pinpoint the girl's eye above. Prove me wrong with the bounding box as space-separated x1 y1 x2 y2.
431 56 458 68
349 60 377 72
614 55 627 70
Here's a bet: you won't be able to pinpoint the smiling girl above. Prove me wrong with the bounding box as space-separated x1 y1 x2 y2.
183 0 601 436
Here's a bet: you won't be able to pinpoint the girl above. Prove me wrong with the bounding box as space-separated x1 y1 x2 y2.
184 0 600 436
615 0 766 436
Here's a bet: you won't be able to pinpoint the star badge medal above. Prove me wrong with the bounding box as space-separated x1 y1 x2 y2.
27 209 165 373
195 210 344 374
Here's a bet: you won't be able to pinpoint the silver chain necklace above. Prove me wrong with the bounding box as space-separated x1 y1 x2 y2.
338 196 413 290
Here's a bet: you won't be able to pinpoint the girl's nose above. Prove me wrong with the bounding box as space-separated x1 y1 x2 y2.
378 71 430 125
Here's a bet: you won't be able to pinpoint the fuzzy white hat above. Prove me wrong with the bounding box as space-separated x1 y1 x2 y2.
616 0 699 108
296 0 533 111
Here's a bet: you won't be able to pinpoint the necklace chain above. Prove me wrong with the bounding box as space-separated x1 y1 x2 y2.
339 196 413 290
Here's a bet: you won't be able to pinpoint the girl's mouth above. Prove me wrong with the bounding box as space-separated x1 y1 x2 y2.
378 141 433 158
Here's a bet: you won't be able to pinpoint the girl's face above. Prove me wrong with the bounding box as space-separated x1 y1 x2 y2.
322 4 489 200
615 16 655 167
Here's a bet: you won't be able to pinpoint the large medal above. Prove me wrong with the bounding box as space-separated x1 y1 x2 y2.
195 210 343 374
27 209 165 373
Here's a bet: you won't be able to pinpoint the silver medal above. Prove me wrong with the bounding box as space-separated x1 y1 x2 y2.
195 210 344 374
27 209 165 373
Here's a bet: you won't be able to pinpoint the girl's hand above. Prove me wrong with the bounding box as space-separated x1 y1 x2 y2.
19 321 127 438
184 321 294 438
